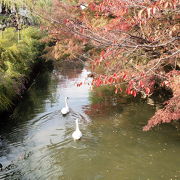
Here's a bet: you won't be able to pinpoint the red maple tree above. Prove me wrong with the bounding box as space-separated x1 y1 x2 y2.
36 0 180 130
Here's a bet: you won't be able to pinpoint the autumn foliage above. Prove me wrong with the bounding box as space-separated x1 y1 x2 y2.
37 0 180 130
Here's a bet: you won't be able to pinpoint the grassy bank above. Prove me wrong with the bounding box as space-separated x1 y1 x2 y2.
0 27 46 113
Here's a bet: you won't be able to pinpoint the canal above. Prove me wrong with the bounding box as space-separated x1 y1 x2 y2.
0 67 179 180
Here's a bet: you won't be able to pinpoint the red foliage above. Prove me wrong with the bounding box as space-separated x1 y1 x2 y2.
144 70 180 130
38 0 180 130
143 96 180 131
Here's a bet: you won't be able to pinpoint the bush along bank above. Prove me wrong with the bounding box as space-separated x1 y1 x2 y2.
0 27 47 114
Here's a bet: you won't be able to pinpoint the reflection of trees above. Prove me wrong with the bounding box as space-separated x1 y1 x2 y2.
0 69 56 179
0 68 54 135
56 60 83 79
84 86 127 118
15 70 55 116
56 68 82 79
84 85 153 119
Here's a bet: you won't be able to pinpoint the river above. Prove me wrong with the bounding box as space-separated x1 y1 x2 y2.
0 67 179 180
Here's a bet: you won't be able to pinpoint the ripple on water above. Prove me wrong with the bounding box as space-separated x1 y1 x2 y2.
0 68 180 180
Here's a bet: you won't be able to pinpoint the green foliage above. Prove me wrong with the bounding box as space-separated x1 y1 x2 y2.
0 27 46 112
0 0 50 9
0 0 24 8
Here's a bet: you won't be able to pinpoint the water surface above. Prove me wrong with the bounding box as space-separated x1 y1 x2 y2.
0 68 179 180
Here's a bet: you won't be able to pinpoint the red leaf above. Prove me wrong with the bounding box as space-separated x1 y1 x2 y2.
64 19 69 24
122 74 127 80
89 3 96 11
130 90 133 95
139 80 144 88
113 73 117 77
132 90 137 97
100 50 105 56
145 87 150 94
126 88 131 95
108 77 114 84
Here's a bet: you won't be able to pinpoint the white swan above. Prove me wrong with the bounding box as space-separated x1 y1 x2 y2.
61 97 69 115
72 119 82 140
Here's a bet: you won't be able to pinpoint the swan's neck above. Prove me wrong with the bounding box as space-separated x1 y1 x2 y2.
75 120 80 131
65 98 68 108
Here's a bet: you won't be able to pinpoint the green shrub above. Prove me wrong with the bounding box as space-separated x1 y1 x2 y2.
0 27 46 112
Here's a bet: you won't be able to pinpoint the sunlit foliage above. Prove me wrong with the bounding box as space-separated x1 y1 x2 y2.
0 27 45 111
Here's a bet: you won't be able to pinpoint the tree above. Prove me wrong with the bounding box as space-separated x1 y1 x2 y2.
34 0 180 130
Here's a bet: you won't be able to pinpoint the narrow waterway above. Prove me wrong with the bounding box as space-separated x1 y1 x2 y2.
0 67 179 180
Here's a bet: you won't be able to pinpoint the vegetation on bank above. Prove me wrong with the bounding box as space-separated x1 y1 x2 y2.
0 27 46 112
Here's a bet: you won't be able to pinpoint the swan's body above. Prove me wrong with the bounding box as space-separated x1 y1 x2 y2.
61 97 69 115
72 119 82 140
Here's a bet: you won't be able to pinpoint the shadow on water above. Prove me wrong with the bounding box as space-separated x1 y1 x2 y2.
0 67 180 180
0 69 52 133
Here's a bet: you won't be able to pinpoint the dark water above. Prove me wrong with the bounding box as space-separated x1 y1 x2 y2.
0 68 179 180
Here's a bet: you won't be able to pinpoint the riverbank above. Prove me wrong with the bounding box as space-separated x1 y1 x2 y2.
0 27 48 116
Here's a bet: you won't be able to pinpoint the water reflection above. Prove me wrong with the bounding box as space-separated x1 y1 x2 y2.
0 67 179 180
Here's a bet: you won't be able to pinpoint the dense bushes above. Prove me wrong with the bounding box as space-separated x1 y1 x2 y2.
0 27 45 112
